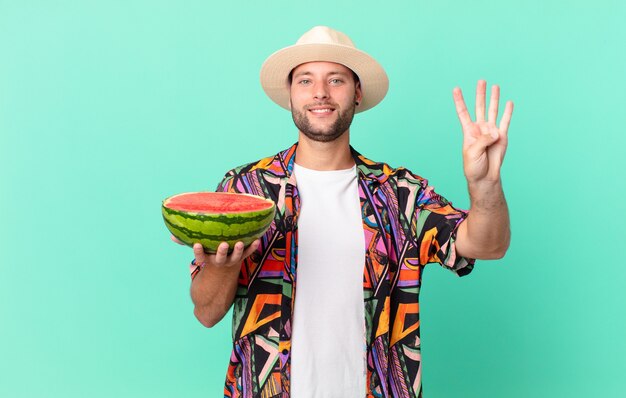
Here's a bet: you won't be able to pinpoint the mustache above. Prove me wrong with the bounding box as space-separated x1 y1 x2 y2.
304 102 339 110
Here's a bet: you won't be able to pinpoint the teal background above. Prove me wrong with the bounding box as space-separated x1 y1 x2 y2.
1 0 624 396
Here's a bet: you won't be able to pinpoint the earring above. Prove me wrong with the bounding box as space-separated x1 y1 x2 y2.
355 101 360 106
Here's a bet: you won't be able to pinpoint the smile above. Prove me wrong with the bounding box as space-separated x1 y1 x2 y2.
308 107 335 115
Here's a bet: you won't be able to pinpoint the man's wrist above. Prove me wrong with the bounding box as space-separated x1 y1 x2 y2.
467 179 506 213
467 178 502 192
195 260 242 277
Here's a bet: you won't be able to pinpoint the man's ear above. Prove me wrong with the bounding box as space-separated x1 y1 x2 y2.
355 81 363 105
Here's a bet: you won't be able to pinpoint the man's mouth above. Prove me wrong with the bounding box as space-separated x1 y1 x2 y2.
307 106 336 115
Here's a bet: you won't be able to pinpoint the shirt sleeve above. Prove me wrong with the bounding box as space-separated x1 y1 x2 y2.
414 182 475 277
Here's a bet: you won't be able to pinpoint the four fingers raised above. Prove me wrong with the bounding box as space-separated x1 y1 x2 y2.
454 80 513 128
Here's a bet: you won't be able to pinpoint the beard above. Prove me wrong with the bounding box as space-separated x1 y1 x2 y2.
291 97 357 143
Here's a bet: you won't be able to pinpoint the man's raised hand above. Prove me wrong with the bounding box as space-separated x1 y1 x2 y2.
452 80 513 184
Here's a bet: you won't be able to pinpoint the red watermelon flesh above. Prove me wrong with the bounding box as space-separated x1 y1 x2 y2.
165 192 274 213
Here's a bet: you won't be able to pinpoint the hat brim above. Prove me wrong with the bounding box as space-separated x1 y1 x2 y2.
260 43 389 113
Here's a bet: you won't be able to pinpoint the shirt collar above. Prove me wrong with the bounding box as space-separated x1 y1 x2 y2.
266 142 395 187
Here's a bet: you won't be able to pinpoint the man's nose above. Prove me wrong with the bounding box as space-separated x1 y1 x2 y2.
313 83 329 101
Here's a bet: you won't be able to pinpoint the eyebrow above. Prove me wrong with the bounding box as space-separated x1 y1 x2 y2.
292 70 351 79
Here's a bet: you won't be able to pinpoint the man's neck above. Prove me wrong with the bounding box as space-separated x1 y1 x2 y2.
295 132 354 171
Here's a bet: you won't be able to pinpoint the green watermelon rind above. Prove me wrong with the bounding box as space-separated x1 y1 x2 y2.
162 193 276 253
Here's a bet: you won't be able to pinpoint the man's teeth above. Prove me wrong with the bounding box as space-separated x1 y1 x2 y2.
310 109 333 113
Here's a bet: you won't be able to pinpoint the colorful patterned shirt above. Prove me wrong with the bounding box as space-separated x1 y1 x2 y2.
190 143 474 397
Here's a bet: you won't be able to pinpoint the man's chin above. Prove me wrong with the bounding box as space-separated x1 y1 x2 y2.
292 107 353 143
300 129 345 143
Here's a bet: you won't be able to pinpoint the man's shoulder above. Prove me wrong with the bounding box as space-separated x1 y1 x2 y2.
220 146 294 181
355 150 428 189
391 166 429 187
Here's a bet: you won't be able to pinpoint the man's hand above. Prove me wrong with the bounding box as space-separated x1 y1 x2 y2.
171 235 259 271
453 80 514 183
191 240 260 270
172 234 260 327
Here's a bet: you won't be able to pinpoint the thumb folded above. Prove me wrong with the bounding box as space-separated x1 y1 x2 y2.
474 131 499 150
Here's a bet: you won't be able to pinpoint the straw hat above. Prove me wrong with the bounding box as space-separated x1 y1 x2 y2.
260 26 389 113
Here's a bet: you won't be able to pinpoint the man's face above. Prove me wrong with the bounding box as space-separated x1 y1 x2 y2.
289 61 362 142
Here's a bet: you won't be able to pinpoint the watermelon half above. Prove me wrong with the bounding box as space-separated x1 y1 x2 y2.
162 192 275 253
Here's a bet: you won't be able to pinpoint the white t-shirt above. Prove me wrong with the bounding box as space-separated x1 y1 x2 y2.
290 163 366 398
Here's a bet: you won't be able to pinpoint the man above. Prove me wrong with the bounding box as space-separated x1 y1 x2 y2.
176 26 513 397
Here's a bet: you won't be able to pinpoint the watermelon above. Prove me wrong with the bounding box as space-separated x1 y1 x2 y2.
162 192 275 253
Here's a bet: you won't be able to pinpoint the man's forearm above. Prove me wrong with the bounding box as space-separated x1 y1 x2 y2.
456 179 510 259
190 264 241 328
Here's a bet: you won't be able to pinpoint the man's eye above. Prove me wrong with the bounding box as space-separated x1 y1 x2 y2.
330 78 344 85
298 79 311 85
